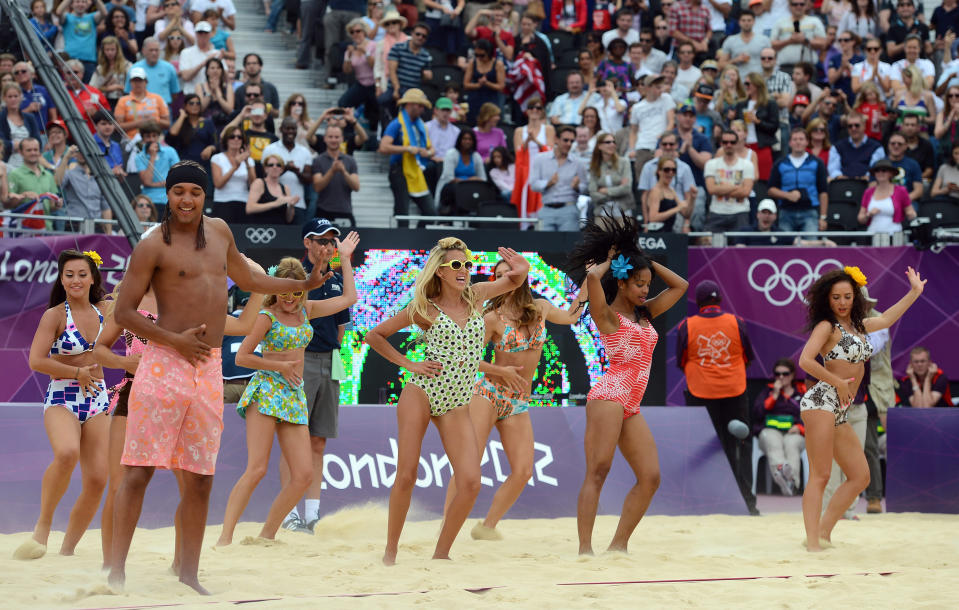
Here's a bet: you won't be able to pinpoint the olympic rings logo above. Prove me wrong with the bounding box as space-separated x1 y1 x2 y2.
747 258 843 306
245 227 277 244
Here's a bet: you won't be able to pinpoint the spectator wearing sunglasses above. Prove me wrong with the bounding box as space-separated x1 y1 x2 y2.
246 152 298 224
827 111 884 180
751 358 806 497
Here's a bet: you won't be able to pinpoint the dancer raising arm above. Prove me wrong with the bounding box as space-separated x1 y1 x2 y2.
108 161 331 594
568 217 688 555
217 233 359 547
15 250 110 561
366 239 529 565
445 257 588 541
798 265 925 551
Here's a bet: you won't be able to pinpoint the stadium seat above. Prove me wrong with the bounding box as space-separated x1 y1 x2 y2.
425 47 446 65
419 83 441 106
828 178 868 206
473 201 518 229
918 197 959 228
454 181 498 215
548 30 578 52
429 65 464 89
556 47 581 66
825 200 864 231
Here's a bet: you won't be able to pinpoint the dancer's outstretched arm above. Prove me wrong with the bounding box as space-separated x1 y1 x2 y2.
863 267 925 332
473 248 530 303
644 261 688 319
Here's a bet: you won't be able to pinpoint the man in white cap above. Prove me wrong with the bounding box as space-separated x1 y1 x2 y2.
178 21 223 95
116 67 171 140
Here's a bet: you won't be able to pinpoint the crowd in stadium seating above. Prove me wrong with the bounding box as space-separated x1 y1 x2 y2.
1 0 958 235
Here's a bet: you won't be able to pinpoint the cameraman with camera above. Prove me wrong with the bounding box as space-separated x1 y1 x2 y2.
767 127 829 232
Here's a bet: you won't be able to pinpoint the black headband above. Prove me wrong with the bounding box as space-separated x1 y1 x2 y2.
166 163 209 197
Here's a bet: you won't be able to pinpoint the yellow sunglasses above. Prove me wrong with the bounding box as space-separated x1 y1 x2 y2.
439 260 474 271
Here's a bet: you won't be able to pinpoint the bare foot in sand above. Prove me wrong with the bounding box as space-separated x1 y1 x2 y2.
578 545 594 556
214 536 232 548
12 539 47 560
107 569 125 592
432 552 452 560
239 536 284 547
383 547 397 566
606 544 628 553
179 576 210 595
471 522 503 541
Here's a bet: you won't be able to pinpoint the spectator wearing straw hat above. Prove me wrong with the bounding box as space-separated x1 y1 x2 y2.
318 0 368 88
378 88 437 228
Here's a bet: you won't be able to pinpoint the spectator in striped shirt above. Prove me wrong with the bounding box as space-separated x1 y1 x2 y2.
379 22 433 122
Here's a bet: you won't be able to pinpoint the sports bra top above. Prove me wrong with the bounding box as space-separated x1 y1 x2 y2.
600 312 658 366
123 309 158 357
50 301 103 356
261 309 313 352
494 314 547 353
824 323 873 364
421 300 485 362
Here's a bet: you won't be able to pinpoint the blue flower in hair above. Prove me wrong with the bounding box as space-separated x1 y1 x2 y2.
610 255 633 280
267 265 278 277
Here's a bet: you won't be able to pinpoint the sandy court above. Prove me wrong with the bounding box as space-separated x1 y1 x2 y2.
2 504 957 609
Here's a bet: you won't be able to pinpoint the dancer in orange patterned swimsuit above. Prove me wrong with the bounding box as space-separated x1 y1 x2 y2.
568 216 688 555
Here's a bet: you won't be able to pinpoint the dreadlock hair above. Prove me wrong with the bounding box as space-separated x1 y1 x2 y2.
49 250 105 308
567 215 654 322
804 269 867 334
486 259 542 335
161 160 207 250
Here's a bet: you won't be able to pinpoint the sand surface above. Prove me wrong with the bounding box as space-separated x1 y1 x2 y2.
2 505 957 609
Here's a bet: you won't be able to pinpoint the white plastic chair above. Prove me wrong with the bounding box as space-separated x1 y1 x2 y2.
751 436 809 495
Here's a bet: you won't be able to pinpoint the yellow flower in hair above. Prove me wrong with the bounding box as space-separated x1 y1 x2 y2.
83 250 103 267
844 266 867 287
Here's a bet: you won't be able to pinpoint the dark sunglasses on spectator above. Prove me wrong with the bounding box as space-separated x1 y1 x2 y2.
790 1 805 5
866 46 880 51
839 37 852 42
412 32 427 38
186 99 200 105
528 104 543 110
811 126 825 131
169 36 183 40
309 237 336 246
136 202 152 208
774 370 791 377
661 141 676 147
350 29 363 34
228 133 243 139
721 139 737 145
661 166 676 173
246 92 261 97
292 100 305 106
164 2 177 6
760 56 775 60
655 25 668 30
475 53 488 59
265 162 283 168
601 139 615 145
847 122 862 128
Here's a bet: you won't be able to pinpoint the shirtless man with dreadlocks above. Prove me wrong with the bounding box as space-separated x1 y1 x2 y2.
108 161 332 594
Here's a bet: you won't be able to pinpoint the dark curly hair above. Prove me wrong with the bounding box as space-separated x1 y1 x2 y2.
804 269 867 334
568 215 654 321
49 250 105 308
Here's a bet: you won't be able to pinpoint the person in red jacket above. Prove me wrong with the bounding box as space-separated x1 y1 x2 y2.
677 279 758 514
550 0 587 34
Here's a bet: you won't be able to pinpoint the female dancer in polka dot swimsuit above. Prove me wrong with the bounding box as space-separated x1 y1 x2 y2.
568 217 688 555
366 237 529 565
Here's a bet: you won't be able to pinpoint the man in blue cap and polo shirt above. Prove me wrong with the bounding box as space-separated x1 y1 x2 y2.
282 218 350 533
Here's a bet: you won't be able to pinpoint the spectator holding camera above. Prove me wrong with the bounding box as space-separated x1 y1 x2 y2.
222 100 277 166
751 358 806 496
134 121 180 215
54 145 112 234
